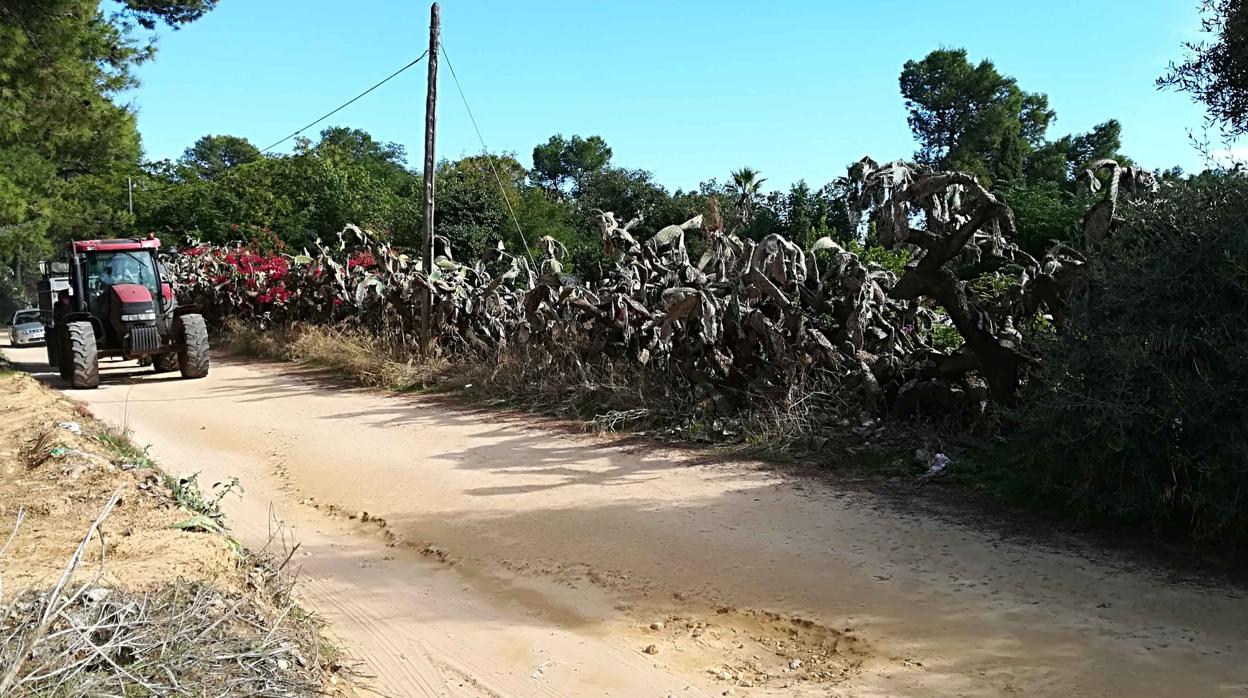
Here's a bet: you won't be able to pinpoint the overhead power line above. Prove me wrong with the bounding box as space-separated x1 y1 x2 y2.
260 51 430 154
439 42 535 267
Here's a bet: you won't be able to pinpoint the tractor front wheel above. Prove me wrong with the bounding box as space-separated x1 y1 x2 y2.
67 321 99 389
153 352 179 373
177 314 209 379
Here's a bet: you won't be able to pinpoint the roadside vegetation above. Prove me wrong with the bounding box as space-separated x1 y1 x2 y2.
0 369 352 696
976 175 1248 544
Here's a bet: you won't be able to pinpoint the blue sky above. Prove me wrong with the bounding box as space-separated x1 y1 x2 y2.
122 0 1211 189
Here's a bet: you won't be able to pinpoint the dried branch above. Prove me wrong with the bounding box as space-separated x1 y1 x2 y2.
0 490 120 695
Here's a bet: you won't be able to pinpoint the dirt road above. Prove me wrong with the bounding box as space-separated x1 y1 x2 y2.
4 341 1246 697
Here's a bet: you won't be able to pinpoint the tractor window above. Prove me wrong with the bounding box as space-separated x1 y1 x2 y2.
86 252 159 293
85 251 160 308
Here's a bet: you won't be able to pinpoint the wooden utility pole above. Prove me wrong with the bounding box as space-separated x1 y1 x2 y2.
419 2 440 354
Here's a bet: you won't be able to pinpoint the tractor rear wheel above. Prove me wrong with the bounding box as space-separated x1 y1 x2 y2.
56 326 73 381
153 352 179 373
67 321 99 389
177 314 209 379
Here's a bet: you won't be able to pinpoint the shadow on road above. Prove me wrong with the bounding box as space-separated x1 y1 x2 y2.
1 336 186 389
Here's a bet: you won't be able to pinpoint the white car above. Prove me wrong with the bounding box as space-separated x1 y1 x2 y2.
8 308 45 346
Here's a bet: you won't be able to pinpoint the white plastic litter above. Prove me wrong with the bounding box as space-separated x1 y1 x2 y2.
530 658 556 679
921 453 951 479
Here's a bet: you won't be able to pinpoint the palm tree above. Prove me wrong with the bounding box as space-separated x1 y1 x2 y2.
728 167 767 226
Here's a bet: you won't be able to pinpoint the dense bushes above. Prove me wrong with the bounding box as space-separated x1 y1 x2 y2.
998 176 1248 545
169 156 1248 549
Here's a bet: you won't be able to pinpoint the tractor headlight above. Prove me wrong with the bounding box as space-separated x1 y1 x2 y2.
121 312 156 322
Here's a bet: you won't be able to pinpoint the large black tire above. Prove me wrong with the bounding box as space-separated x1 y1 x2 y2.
152 352 179 373
46 334 57 367
56 326 73 381
67 321 99 389
177 314 209 379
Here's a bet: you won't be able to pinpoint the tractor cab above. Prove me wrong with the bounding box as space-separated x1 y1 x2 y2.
41 236 209 389
70 238 168 349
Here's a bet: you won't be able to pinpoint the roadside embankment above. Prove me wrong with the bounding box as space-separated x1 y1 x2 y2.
0 367 354 696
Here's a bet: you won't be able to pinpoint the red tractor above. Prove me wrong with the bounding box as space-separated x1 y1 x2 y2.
39 236 209 389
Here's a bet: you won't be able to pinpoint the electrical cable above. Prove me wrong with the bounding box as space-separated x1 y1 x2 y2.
259 51 430 154
439 42 537 269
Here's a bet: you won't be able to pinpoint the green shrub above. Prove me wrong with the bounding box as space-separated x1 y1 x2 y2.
844 239 911 277
999 180 1088 255
999 175 1248 545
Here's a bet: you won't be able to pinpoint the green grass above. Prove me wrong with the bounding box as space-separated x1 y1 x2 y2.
93 423 243 545
94 426 157 469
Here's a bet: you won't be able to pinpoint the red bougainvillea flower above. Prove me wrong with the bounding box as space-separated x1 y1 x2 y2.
347 251 377 270
265 256 290 280
256 283 292 306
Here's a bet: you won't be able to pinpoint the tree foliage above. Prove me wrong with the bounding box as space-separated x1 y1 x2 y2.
900 49 1130 187
531 134 612 193
1159 0 1248 136
180 135 262 180
0 0 218 308
1025 120 1126 183
138 130 420 251
895 47 1143 285
313 126 409 184
434 154 523 260
727 167 768 226
117 0 219 29
900 49 1055 182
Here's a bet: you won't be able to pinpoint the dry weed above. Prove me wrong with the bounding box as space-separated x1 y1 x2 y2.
0 495 352 697
222 319 445 389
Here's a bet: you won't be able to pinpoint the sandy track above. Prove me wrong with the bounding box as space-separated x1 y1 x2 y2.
4 341 1246 697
